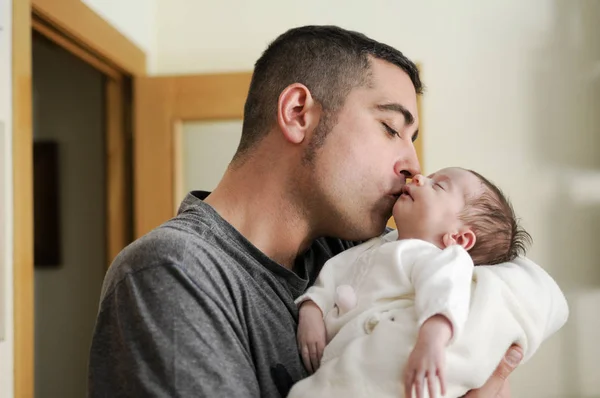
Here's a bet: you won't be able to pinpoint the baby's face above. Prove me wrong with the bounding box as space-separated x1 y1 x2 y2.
392 167 484 245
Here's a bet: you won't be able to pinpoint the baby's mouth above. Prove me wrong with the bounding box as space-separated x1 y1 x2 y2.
400 186 414 200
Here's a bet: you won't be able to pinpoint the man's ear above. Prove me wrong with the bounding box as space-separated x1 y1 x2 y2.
277 83 320 144
442 229 476 251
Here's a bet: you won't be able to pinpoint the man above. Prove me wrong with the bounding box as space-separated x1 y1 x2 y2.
88 25 523 397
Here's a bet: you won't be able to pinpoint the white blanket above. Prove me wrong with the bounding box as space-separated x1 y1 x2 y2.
288 253 569 398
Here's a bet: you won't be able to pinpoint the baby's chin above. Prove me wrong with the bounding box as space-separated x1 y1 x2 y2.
394 229 444 248
394 225 419 241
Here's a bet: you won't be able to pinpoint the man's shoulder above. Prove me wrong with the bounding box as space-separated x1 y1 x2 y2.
101 218 228 300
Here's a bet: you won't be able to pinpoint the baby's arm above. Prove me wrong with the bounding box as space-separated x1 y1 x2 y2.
297 301 327 373
407 242 474 343
404 315 453 398
401 241 474 398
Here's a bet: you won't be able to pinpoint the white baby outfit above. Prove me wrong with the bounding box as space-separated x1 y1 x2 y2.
288 230 569 398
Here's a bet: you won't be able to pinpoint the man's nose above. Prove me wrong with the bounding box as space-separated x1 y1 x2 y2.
394 145 421 180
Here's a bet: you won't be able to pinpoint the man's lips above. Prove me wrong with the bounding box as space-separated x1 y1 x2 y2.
399 185 413 200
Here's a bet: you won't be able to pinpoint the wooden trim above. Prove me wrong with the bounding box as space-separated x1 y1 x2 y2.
414 63 424 170
387 64 424 230
134 73 252 237
174 73 252 119
105 78 129 266
172 120 184 213
32 17 122 82
13 0 144 391
32 0 146 75
134 76 176 238
13 0 35 396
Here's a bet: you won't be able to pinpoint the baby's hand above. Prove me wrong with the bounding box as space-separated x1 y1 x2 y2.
403 315 452 398
404 340 446 398
297 301 326 374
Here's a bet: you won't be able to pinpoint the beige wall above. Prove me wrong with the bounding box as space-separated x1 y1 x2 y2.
32 34 106 398
151 1 600 397
0 0 14 396
81 0 158 71
177 120 243 205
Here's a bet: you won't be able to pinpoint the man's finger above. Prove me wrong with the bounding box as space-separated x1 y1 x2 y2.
463 345 523 397
497 380 511 398
494 345 523 380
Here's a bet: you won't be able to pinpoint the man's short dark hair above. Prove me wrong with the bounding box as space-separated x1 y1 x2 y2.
234 25 422 161
461 170 533 266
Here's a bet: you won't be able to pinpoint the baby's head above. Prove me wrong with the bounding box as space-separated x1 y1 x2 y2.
393 167 531 265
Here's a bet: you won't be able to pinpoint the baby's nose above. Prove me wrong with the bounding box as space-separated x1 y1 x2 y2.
412 174 426 186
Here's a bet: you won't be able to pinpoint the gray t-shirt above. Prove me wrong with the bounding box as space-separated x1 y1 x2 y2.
88 191 361 398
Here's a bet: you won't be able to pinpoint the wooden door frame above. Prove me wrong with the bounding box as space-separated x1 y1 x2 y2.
134 72 423 236
12 0 146 396
134 73 252 238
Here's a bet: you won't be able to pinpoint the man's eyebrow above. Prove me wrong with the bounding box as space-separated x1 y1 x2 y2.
376 103 415 125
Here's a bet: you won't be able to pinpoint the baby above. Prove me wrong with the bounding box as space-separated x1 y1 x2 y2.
289 167 561 398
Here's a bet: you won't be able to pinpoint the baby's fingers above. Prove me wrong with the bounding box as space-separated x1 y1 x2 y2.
404 369 414 398
301 345 313 374
415 372 425 398
427 370 436 398
438 366 447 396
309 343 321 372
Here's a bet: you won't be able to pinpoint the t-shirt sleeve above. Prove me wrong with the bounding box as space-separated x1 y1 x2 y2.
88 263 260 398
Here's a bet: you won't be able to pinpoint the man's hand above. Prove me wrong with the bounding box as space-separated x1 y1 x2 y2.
297 301 327 374
463 345 523 398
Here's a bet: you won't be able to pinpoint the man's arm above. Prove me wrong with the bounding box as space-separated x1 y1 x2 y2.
88 263 260 398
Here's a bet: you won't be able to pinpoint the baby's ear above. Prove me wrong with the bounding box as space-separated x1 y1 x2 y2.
454 229 476 251
442 233 457 248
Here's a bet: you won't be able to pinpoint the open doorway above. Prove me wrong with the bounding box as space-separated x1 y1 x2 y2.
32 31 109 397
11 2 145 395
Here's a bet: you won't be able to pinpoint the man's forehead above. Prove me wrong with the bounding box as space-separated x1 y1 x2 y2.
367 60 419 119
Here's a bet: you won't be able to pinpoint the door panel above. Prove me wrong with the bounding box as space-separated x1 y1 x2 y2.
133 73 251 238
175 119 243 209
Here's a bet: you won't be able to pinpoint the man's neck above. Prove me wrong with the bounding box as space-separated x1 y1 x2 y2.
204 155 315 269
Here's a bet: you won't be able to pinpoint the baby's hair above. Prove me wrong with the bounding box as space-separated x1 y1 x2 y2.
459 170 532 265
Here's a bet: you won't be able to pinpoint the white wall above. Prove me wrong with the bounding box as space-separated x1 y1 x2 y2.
0 0 14 395
151 1 600 397
178 120 242 205
81 0 158 71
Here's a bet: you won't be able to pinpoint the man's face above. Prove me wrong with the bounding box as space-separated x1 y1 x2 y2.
308 58 421 240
